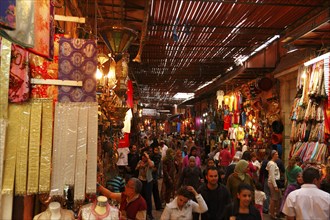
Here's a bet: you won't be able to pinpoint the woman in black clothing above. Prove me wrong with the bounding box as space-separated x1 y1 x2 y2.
222 183 261 220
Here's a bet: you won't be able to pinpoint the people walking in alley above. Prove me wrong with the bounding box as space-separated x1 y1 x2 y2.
183 146 201 169
162 148 176 203
226 159 254 199
160 186 208 220
282 167 330 220
136 151 155 219
179 156 203 191
266 150 281 219
222 183 262 220
198 167 231 220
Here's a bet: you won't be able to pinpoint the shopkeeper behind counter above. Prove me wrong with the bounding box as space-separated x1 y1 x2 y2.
97 177 147 220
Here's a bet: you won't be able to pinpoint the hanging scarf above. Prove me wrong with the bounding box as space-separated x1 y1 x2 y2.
0 37 12 119
0 0 34 48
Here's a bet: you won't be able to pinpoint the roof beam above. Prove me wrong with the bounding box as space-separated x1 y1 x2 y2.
183 0 325 7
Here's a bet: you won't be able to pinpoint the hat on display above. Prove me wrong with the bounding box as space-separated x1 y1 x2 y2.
271 133 283 144
256 77 273 91
272 120 284 134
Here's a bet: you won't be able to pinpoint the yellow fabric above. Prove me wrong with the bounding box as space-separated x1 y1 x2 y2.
2 105 20 194
14 104 30 195
39 100 53 193
0 38 11 119
27 101 42 194
0 119 8 208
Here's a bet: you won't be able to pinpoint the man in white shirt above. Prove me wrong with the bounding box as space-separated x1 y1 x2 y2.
282 167 330 220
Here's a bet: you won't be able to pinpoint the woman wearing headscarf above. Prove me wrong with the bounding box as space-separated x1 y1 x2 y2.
226 159 254 199
162 148 176 203
178 156 203 191
182 146 201 169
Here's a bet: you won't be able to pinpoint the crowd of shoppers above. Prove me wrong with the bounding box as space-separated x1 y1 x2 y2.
97 134 330 220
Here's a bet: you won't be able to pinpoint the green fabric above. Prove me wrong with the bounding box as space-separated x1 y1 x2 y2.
285 165 302 185
234 160 249 181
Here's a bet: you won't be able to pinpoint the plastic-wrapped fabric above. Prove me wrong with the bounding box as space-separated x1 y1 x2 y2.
63 104 79 186
2 104 20 194
0 0 34 48
50 103 65 197
39 100 53 193
27 0 54 60
0 119 8 208
27 101 42 194
0 0 16 30
58 38 97 102
0 37 11 119
9 44 30 103
14 104 30 195
74 105 88 201
86 103 98 194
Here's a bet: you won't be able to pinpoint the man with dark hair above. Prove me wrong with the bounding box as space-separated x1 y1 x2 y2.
198 167 232 220
97 177 147 220
282 167 330 220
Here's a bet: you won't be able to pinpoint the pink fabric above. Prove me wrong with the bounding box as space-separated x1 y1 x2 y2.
219 149 232 166
8 44 30 102
182 155 201 169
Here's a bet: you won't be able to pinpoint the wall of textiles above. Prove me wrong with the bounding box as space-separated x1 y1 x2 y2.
289 58 330 163
0 0 99 218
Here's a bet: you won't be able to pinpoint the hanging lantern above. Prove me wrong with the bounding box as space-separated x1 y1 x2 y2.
107 59 117 89
99 25 138 61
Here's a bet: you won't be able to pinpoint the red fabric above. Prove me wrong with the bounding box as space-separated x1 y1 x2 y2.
223 115 231 131
30 34 62 102
126 80 133 108
118 133 130 148
219 149 233 166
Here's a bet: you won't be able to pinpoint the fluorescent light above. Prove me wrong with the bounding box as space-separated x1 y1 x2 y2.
304 52 330 66
173 92 194 100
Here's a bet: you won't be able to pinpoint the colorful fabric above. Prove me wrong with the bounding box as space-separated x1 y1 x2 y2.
9 44 30 103
30 34 62 102
27 0 54 60
58 38 97 102
0 0 16 30
0 0 34 48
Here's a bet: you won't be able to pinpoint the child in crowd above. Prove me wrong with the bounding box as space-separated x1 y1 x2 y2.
254 182 266 220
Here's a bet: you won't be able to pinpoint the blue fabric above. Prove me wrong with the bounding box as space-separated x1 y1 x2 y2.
0 0 16 30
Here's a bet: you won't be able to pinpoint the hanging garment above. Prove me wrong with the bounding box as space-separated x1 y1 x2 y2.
0 119 8 209
0 0 16 30
9 44 30 103
58 38 97 102
0 0 34 48
27 0 55 60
